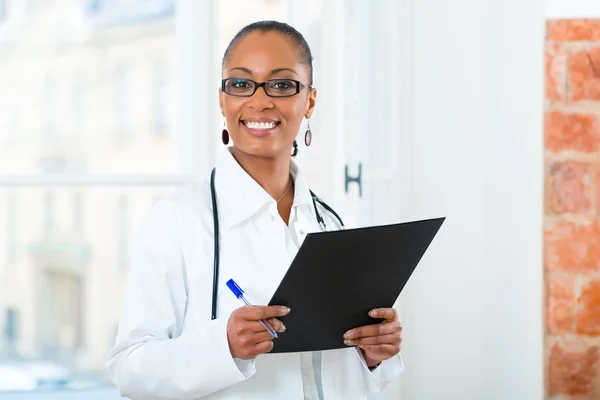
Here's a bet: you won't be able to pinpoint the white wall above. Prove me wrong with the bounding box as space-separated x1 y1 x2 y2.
547 0 600 18
395 0 545 399
483 0 545 396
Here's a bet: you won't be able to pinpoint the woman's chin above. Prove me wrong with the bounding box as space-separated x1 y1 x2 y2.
232 141 289 159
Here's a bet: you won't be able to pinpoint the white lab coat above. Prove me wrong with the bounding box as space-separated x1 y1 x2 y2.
106 148 404 400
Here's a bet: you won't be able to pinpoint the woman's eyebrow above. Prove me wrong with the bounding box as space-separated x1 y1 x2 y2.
269 68 299 77
228 67 253 74
227 67 299 77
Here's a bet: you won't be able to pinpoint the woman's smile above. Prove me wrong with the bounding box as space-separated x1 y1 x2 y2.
240 118 281 137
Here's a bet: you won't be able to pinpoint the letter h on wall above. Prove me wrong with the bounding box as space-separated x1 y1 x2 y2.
345 163 363 197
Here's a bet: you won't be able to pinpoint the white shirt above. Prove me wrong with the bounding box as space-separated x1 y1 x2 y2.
106 148 404 400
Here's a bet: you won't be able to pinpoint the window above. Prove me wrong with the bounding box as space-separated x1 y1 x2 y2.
117 194 129 269
6 191 16 263
2 186 174 380
0 1 6 23
115 63 131 137
42 72 56 142
43 192 54 233
41 270 84 355
1 2 182 175
84 0 103 15
6 100 17 146
153 58 169 134
71 68 84 137
4 308 18 350
73 192 83 234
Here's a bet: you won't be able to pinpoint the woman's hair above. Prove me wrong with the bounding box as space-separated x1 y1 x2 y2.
222 20 314 86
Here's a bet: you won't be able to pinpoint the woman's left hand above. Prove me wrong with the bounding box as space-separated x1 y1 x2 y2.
343 308 403 368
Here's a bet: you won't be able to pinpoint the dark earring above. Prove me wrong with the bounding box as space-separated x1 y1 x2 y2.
291 140 298 157
222 121 229 145
305 119 312 147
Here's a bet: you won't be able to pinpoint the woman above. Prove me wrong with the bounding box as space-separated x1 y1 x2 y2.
106 21 404 400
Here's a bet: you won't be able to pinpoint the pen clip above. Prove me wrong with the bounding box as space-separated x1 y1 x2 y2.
226 279 244 298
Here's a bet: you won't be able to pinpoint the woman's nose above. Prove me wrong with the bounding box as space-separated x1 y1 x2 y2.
247 85 274 111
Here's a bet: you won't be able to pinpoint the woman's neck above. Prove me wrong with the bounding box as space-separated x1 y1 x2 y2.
231 147 294 204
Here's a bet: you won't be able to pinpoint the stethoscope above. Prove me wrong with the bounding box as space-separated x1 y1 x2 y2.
210 167 345 320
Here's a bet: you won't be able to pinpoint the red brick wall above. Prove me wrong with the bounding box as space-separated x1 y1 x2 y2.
545 19 600 399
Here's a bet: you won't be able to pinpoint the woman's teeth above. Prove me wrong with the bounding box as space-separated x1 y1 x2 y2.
244 121 276 130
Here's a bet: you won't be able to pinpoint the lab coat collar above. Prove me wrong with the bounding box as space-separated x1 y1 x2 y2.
213 148 314 229
289 159 314 208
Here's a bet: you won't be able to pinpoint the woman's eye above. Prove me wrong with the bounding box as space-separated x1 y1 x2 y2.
270 80 293 90
232 80 251 89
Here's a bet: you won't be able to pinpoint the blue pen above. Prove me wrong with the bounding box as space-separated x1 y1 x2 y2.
226 279 279 338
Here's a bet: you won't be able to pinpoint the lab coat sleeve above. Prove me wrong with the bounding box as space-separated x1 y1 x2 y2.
105 199 252 400
354 348 404 392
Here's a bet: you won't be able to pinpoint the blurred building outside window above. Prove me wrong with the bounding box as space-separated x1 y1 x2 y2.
0 0 182 391
0 1 6 24
117 194 129 270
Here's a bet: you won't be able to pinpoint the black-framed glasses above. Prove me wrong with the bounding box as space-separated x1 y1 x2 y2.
221 78 310 98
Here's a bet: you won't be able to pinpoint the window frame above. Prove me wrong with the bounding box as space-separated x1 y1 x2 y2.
0 0 216 187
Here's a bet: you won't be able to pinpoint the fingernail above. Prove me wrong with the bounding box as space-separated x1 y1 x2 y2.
369 310 377 317
283 307 290 314
281 323 287 332
344 340 353 346
344 331 353 339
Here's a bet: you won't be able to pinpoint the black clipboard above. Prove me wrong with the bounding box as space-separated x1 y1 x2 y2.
267 217 445 353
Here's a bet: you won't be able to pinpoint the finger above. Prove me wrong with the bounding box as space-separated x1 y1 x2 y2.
237 305 290 320
344 321 401 340
368 308 398 322
253 330 278 344
266 318 286 333
254 339 274 356
242 320 274 333
236 329 277 350
345 333 399 346
358 343 401 357
239 319 286 335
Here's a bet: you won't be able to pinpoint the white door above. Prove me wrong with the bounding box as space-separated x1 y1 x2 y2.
289 0 412 224
289 1 412 398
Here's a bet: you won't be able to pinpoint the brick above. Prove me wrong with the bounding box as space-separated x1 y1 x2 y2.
548 342 599 396
545 221 600 273
597 164 600 218
546 45 567 101
570 49 600 101
577 280 600 336
547 278 575 333
545 161 593 215
545 111 598 153
547 19 600 42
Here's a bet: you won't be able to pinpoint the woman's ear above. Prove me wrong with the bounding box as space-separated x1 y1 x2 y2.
305 88 317 119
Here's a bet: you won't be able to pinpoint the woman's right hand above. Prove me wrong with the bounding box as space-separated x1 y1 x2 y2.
227 306 290 360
